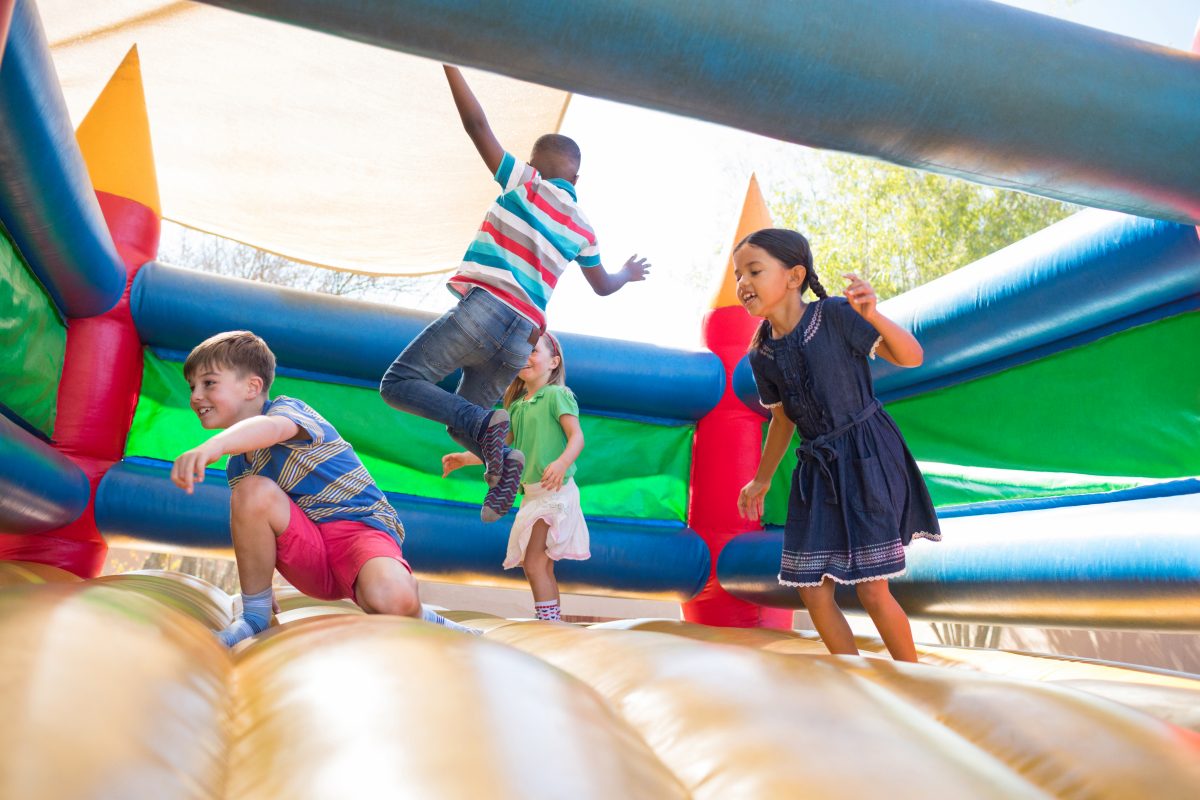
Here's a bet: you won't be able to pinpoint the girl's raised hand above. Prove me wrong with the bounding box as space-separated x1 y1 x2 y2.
843 273 878 319
441 451 478 477
540 459 567 491
737 478 771 522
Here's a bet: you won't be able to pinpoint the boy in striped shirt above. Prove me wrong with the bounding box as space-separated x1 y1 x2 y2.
172 330 477 646
381 65 650 523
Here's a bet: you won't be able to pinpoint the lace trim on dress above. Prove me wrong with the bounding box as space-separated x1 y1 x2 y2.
778 567 907 588
911 530 942 542
802 299 825 345
868 335 883 360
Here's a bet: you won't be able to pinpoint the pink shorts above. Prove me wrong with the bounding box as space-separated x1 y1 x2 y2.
275 500 411 603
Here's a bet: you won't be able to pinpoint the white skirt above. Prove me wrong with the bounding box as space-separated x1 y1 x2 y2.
503 478 591 569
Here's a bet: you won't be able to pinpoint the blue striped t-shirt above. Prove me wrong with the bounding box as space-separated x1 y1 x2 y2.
226 396 404 546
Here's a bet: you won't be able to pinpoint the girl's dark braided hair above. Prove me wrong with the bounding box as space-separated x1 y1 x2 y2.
737 228 830 432
738 228 828 352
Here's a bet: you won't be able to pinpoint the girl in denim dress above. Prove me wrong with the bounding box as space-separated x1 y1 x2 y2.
734 229 940 662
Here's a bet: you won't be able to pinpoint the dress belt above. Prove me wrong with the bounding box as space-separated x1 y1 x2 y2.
796 399 881 506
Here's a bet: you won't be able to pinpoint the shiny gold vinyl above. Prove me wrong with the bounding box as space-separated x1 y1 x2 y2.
225 615 687 800
94 569 234 630
0 583 231 800
490 622 1200 798
627 618 1200 735
0 559 81 586
489 623 1042 798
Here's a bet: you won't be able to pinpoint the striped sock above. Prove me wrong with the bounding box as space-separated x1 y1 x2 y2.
421 604 483 635
217 587 273 647
534 600 561 621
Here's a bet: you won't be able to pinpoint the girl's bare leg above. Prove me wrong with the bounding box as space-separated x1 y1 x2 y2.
798 581 858 655
855 579 918 662
522 520 559 604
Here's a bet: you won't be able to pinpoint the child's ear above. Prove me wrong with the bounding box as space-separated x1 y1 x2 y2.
788 265 807 288
245 375 264 397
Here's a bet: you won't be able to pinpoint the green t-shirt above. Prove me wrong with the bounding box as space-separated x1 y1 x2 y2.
510 384 580 485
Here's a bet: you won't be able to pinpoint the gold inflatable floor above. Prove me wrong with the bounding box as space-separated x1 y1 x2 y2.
2 562 1198 799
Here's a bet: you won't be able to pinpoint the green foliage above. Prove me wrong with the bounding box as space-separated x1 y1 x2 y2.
771 153 1077 299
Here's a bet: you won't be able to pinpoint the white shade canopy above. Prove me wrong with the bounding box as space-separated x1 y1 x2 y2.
41 0 569 275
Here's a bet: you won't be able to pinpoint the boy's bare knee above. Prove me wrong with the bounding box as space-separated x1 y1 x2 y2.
357 561 421 617
361 582 420 617
231 476 286 513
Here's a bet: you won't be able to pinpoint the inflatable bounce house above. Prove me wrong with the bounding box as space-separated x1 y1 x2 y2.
2 0 1199 796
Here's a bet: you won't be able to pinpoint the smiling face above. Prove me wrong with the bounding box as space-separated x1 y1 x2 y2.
732 243 806 318
187 365 264 429
518 336 561 386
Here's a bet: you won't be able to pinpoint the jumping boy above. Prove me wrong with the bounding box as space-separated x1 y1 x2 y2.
171 330 476 646
380 65 650 524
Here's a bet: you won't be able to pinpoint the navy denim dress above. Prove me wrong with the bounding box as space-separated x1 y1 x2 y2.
749 297 940 587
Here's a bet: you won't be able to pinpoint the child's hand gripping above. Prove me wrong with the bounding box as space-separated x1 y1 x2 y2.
621 254 652 283
737 478 771 522
843 273 878 320
171 442 224 494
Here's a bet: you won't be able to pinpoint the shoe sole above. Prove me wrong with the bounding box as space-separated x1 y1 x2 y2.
479 409 510 486
482 450 525 523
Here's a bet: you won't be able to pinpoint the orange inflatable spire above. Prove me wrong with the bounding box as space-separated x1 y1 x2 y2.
710 173 774 310
685 174 791 630
76 45 161 218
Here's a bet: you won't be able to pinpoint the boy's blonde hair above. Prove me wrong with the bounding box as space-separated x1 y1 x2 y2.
503 332 566 408
183 330 276 393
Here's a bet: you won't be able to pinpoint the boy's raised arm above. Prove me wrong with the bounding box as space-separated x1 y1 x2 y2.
171 415 302 494
444 65 504 175
582 254 652 297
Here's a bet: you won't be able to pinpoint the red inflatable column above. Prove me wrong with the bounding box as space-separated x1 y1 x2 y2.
682 176 792 629
0 47 160 576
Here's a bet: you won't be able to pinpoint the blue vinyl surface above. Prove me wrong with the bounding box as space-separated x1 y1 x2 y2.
132 262 724 422
96 458 712 600
0 414 89 534
734 211 1200 410
0 0 125 318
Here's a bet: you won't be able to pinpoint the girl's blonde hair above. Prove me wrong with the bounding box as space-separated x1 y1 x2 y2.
503 332 567 408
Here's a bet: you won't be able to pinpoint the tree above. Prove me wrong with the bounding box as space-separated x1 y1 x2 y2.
161 222 446 304
771 153 1078 300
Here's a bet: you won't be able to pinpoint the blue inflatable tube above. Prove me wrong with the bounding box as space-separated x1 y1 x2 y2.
717 488 1200 631
131 262 723 422
734 211 1200 410
95 459 711 600
0 415 90 535
196 0 1200 225
0 0 125 318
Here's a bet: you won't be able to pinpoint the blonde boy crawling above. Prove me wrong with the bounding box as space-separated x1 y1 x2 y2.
172 330 476 646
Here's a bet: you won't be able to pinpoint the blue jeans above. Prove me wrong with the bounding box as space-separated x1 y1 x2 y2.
380 288 537 458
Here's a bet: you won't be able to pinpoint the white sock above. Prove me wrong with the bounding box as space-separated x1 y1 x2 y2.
533 600 561 621
420 604 482 635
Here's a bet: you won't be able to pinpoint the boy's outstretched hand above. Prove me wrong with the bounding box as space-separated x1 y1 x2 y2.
171 442 223 494
622 254 651 283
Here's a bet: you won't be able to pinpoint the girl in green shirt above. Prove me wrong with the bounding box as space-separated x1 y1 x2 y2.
442 333 589 621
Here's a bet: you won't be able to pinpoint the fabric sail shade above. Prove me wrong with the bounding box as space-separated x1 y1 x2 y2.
41 0 569 275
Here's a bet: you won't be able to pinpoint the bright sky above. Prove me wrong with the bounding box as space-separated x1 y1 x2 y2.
540 0 1199 350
